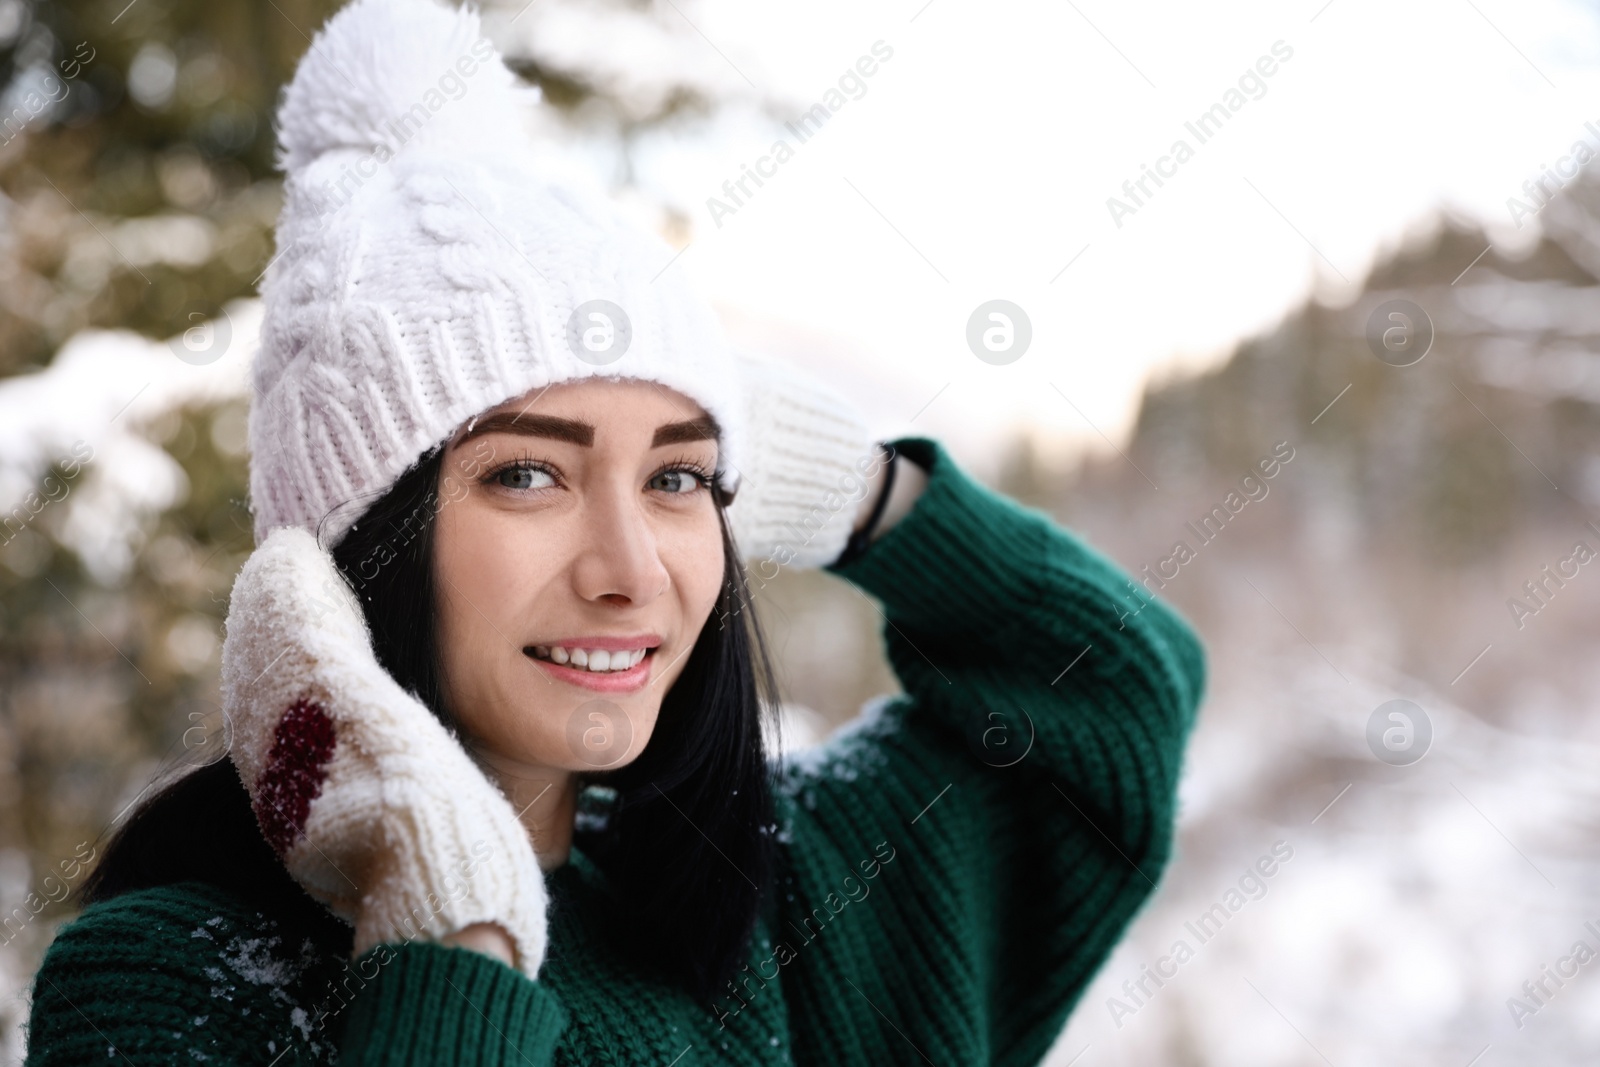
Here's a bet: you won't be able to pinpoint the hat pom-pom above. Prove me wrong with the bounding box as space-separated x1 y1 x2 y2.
274 0 541 176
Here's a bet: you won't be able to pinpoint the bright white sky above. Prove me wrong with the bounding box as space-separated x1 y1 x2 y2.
569 0 1600 472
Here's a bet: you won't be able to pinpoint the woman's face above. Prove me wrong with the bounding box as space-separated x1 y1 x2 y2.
431 378 726 774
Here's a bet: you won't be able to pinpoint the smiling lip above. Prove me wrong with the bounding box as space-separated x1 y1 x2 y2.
522 636 661 694
525 649 655 693
535 634 663 652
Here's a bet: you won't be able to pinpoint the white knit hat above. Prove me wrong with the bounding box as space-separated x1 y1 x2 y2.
250 0 752 548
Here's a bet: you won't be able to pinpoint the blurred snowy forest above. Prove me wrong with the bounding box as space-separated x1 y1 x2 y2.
4 0 1600 1064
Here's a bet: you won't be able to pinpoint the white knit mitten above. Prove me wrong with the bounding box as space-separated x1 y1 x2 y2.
220 527 548 979
724 351 880 569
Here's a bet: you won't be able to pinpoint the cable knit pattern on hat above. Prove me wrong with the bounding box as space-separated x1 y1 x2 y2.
251 0 746 548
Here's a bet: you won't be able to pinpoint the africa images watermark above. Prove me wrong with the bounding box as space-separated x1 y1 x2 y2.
1504 520 1600 631
1106 39 1295 229
716 440 894 633
1111 440 1296 631
345 439 500 589
712 839 897 1029
295 840 500 1043
706 40 895 229
1106 839 1295 1029
0 40 96 149
1 439 94 547
1506 916 1600 1030
0 841 97 947
308 34 498 218
1505 117 1600 229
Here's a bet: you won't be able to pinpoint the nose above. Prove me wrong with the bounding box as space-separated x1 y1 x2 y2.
569 475 670 606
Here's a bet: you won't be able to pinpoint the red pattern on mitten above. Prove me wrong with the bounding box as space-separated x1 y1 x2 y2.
253 697 338 856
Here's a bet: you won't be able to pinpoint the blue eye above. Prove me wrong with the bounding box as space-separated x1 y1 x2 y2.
651 468 709 494
492 464 556 491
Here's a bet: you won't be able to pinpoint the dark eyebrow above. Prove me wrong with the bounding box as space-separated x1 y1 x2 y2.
650 415 721 448
453 411 721 450
455 412 593 447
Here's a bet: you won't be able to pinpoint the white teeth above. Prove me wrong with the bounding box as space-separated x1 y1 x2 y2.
533 646 650 672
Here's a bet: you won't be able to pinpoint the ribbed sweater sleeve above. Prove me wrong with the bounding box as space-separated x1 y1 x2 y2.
23 881 566 1065
336 940 567 1064
769 435 1206 1065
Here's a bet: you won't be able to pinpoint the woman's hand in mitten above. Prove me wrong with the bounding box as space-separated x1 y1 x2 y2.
723 350 882 570
220 526 549 979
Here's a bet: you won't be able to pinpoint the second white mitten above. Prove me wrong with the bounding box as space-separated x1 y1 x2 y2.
723 350 881 570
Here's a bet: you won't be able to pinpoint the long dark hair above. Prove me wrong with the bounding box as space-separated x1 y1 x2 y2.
80 442 784 1006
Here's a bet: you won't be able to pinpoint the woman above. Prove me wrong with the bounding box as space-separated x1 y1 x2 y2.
24 0 1206 1062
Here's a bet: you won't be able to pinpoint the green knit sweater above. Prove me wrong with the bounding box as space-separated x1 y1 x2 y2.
24 435 1205 1065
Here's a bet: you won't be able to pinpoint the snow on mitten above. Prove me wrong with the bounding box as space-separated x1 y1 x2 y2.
220 526 549 979
724 351 881 570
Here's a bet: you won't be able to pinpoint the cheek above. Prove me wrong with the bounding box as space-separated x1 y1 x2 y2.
431 505 578 764
670 514 726 620
432 505 542 689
